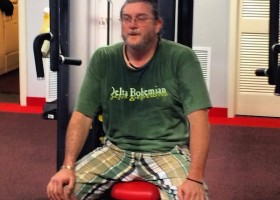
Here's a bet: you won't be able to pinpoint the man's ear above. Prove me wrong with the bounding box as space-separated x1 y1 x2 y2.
155 18 163 34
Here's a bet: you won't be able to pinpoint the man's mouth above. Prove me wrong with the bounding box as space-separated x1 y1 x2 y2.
128 32 140 36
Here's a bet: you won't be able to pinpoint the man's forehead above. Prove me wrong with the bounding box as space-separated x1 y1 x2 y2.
122 2 153 15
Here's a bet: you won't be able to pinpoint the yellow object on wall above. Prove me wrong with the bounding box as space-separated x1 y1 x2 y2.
40 7 50 57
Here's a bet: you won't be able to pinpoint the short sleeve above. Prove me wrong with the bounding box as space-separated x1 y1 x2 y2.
176 49 212 115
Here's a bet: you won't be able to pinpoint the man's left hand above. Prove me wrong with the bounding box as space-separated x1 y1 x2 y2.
178 179 206 200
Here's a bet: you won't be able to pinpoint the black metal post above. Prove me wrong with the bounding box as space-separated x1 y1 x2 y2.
49 1 60 72
49 0 70 170
270 0 280 95
269 0 279 85
157 0 193 47
177 0 193 48
157 0 176 41
57 0 71 170
107 1 111 45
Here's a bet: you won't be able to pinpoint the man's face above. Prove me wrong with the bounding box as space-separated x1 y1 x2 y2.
121 2 162 50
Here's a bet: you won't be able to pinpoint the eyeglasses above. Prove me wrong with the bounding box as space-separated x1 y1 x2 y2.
120 15 155 26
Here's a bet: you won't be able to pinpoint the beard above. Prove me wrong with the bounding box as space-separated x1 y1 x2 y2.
122 32 155 51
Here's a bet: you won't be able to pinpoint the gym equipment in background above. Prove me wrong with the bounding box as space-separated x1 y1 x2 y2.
33 0 82 170
256 0 280 95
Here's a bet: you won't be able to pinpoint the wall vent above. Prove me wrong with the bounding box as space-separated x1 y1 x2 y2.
193 47 211 89
44 58 57 102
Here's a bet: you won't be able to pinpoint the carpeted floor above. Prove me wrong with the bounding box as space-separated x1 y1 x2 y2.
1 112 280 200
205 125 280 200
0 112 56 200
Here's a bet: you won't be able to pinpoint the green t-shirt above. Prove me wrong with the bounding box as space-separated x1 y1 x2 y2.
75 39 211 152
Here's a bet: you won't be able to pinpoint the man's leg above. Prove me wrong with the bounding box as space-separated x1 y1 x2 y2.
138 145 208 200
72 141 135 200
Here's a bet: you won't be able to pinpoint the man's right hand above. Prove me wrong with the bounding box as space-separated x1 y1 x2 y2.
47 169 76 200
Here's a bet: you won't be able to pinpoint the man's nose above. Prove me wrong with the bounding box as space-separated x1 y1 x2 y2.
129 18 138 28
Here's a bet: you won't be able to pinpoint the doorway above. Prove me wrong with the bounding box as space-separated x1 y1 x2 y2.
228 0 280 118
0 0 20 104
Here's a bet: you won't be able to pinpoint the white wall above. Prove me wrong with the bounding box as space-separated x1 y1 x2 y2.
24 0 230 109
25 0 49 97
69 0 125 110
68 0 90 111
193 0 230 107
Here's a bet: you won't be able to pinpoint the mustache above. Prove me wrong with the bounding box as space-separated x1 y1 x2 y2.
128 31 140 35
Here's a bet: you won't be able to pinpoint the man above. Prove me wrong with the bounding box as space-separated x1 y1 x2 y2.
47 0 211 199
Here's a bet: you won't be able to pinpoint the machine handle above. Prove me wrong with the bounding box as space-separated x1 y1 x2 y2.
59 55 82 66
33 33 52 79
272 44 280 53
255 68 269 77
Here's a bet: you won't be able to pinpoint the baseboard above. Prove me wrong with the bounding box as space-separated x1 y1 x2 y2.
0 97 45 114
208 108 280 128
26 97 46 107
0 102 43 114
209 107 227 118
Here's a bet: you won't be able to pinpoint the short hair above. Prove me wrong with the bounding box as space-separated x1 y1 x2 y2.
120 0 161 20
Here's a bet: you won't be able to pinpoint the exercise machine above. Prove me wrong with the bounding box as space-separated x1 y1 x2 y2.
256 0 280 95
33 1 82 171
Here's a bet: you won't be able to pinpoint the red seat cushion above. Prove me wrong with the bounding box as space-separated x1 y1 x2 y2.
111 181 160 200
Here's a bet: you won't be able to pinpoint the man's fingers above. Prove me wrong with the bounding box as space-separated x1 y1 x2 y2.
66 177 75 194
47 178 65 200
177 186 184 200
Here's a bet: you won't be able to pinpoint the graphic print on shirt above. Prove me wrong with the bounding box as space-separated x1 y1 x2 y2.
110 86 169 101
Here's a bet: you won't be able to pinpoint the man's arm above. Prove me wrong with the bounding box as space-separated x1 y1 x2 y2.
47 111 93 200
63 111 93 167
178 109 210 200
188 109 210 181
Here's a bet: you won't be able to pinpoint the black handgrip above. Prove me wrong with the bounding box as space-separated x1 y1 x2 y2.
272 44 280 53
275 66 280 95
59 56 82 66
33 33 52 79
255 68 269 77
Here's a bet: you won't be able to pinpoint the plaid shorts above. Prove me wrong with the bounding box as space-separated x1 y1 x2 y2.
73 140 207 200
